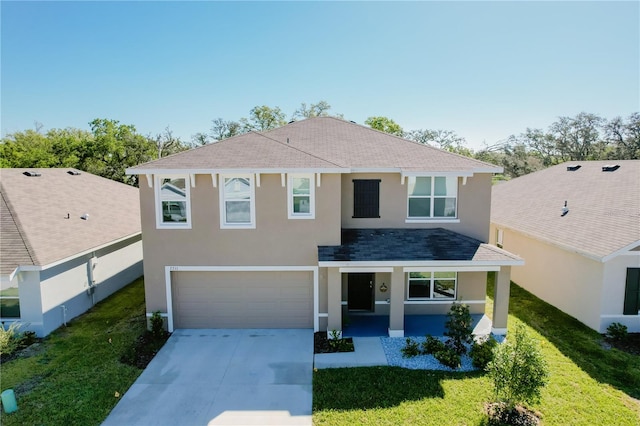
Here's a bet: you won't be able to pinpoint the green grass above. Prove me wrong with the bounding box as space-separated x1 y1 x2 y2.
313 277 640 425
0 278 147 426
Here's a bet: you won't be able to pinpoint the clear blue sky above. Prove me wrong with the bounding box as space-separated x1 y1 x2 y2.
2 1 638 150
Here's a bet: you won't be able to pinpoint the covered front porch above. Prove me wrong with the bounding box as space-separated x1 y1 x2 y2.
317 228 523 337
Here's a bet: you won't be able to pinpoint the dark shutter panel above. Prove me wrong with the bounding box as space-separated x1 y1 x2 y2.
353 180 380 218
623 268 640 315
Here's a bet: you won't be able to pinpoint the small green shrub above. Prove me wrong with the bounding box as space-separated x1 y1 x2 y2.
327 330 354 352
444 303 473 355
0 322 23 355
487 324 549 408
605 322 628 342
401 338 421 358
422 335 445 354
150 311 168 340
434 343 461 369
470 335 498 369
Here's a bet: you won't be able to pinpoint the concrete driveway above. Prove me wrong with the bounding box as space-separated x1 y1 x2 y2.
103 329 313 426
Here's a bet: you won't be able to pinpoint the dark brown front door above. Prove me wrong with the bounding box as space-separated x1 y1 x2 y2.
348 273 375 311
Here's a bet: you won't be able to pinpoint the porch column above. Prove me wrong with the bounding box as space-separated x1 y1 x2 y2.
388 266 405 337
492 266 511 335
327 267 342 336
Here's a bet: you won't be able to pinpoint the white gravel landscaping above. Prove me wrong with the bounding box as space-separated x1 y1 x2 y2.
380 335 504 372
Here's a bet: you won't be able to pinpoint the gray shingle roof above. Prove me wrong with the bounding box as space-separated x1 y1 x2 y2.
0 169 141 276
491 160 640 260
129 117 500 173
318 228 522 264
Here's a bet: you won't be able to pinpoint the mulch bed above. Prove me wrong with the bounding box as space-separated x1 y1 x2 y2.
314 331 355 354
606 333 640 355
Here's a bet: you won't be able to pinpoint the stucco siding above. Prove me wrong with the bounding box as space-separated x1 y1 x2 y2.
601 254 640 332
340 173 492 242
492 226 604 331
140 173 342 313
15 271 43 335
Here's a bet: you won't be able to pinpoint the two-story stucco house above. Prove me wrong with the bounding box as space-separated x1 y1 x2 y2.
127 117 522 337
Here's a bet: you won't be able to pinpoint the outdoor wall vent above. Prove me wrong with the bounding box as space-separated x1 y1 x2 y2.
602 164 620 172
23 171 41 177
67 170 81 176
566 164 581 171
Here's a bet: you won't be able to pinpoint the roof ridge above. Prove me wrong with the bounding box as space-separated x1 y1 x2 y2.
0 184 38 266
281 116 502 170
255 129 348 169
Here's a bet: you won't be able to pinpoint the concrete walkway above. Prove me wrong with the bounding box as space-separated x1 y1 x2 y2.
103 329 313 426
313 337 388 369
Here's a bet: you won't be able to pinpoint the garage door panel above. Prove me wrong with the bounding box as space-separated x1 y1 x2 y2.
173 271 313 329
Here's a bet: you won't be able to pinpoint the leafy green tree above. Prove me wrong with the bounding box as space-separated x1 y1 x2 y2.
240 105 287 132
210 118 242 141
604 113 640 160
152 127 190 159
487 324 549 409
291 101 332 119
365 116 404 136
548 112 606 161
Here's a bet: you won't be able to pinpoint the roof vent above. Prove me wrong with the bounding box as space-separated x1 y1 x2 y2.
602 164 620 172
566 164 581 171
288 120 295 124
67 170 81 176
23 171 41 177
561 201 569 217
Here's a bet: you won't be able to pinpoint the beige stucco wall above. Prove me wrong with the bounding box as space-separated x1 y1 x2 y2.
601 254 640 332
341 173 492 242
140 173 342 312
490 224 604 331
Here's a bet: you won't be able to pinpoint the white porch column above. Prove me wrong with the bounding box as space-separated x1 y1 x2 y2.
492 266 511 335
327 267 342 336
388 266 405 337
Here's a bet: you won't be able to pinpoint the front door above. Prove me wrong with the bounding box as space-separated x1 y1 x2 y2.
348 273 375 311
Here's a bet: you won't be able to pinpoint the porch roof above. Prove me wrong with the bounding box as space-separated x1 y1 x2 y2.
318 228 522 266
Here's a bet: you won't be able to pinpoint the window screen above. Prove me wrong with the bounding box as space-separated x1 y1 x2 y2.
353 179 380 218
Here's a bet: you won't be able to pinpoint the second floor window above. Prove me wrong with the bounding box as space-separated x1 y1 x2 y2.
156 175 191 229
407 176 457 219
288 174 315 219
353 179 381 218
220 175 255 229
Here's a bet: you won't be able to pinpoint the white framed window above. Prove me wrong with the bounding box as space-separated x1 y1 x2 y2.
407 272 457 300
0 285 20 319
288 174 315 219
407 176 457 219
220 174 256 229
155 175 191 229
496 228 504 248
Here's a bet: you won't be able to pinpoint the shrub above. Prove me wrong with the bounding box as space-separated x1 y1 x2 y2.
470 335 498 369
422 335 445 354
605 322 628 342
0 322 23 356
150 311 168 340
434 343 461 369
487 324 549 408
401 337 421 358
444 303 473 355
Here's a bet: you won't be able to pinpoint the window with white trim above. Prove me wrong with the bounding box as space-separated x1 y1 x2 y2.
220 175 255 228
155 175 191 228
288 174 315 219
496 228 504 249
407 272 457 299
0 285 20 318
407 176 457 219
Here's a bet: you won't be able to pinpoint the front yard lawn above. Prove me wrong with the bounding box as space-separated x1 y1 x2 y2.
313 278 640 425
0 278 147 426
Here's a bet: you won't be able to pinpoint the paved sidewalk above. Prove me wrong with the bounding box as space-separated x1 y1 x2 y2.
314 337 388 369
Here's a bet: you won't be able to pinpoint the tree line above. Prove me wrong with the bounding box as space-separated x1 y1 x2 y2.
1 101 637 186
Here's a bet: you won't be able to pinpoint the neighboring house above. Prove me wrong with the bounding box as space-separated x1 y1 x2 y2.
127 117 522 337
0 169 143 336
491 161 640 333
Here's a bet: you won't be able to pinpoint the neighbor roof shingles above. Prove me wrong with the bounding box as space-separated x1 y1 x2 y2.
491 160 640 260
0 169 141 275
129 117 500 173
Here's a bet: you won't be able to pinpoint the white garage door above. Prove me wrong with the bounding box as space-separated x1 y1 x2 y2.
172 270 313 329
